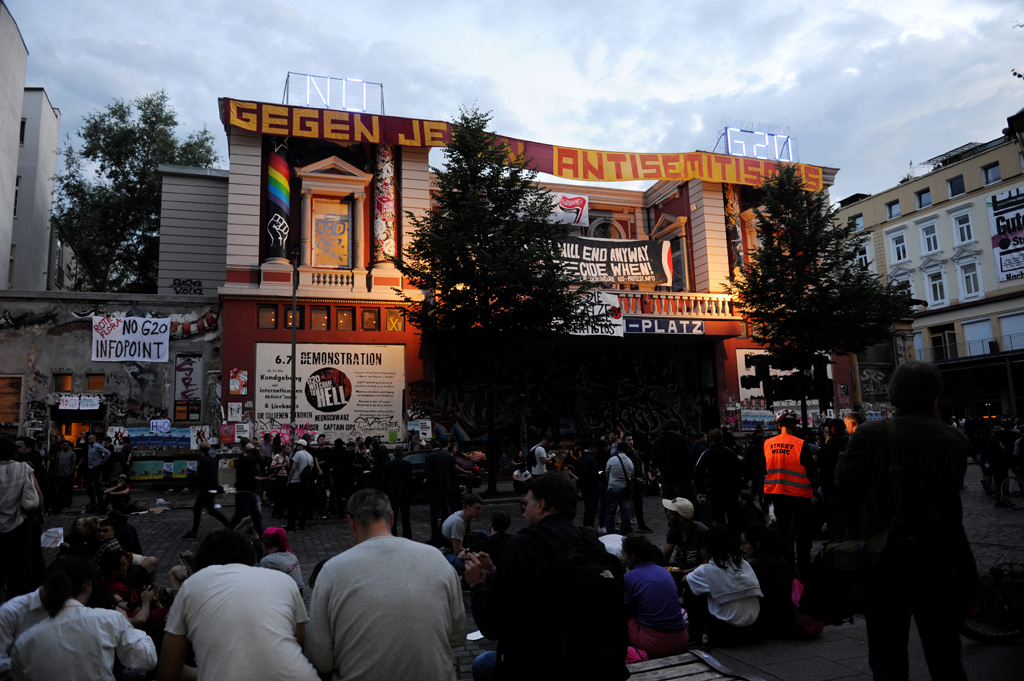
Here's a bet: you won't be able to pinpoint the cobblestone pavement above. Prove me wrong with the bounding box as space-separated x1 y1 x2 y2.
41 461 1023 680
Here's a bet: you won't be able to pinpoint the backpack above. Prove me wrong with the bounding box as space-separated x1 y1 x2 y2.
532 526 629 679
526 446 538 469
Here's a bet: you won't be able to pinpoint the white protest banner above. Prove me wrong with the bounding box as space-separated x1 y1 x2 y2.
79 395 101 410
92 317 170 362
551 193 590 226
58 395 80 410
569 290 623 337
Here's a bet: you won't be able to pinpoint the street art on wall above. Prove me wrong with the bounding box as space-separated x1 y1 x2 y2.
266 141 291 260
254 343 405 441
312 197 351 267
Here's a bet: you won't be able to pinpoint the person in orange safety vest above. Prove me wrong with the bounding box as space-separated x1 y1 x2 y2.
762 409 818 578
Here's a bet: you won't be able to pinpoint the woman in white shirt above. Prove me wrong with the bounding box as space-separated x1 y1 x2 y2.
682 524 763 646
11 555 157 681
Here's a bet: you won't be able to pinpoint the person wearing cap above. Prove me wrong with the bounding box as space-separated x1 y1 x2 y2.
763 409 818 578
181 442 231 540
661 497 708 573
285 439 316 531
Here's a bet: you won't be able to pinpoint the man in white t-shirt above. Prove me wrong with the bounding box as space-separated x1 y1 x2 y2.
528 437 552 476
286 439 316 531
158 529 318 681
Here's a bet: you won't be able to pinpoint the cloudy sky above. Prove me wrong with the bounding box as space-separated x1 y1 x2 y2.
7 0 1023 202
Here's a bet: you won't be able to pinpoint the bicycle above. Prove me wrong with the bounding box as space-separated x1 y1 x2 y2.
960 562 1024 642
1000 475 1024 510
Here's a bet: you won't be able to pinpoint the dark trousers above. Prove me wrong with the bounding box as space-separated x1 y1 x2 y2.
866 573 966 681
769 493 813 577
0 521 34 599
191 490 230 534
390 498 412 539
286 483 308 530
56 475 74 509
229 491 264 536
429 491 452 545
581 489 599 528
708 489 740 532
630 485 648 530
87 466 104 506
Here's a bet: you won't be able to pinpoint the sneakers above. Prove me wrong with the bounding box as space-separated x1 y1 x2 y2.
180 531 198 540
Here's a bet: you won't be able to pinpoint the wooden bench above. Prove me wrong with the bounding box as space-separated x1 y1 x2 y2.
627 649 765 681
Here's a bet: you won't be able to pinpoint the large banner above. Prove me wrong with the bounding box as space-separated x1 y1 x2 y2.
987 184 1024 282
220 99 825 190
557 236 672 284
255 344 405 441
92 317 170 362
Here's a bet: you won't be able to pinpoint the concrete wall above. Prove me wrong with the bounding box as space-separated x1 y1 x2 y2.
0 290 221 439
0 2 28 290
12 87 59 291
157 165 229 296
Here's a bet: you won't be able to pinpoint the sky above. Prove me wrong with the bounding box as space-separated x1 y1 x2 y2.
7 0 1024 203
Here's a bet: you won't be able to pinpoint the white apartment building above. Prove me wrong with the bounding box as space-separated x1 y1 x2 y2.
836 132 1024 418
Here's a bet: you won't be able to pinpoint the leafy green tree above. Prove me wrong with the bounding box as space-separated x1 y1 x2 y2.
725 164 912 424
392 106 602 489
53 91 218 292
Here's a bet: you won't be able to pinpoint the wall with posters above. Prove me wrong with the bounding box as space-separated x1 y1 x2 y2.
0 290 221 459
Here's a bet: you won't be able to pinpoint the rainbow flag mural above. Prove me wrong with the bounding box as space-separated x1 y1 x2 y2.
266 143 291 259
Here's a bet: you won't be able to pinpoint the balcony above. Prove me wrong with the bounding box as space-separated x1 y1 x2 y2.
612 291 739 319
917 333 1024 363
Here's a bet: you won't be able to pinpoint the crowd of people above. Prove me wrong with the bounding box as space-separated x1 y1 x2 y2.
0 361 994 680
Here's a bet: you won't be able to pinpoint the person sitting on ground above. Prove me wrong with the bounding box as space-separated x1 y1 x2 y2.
682 524 762 646
10 555 157 681
441 493 485 575
621 534 689 659
158 529 318 681
94 519 158 582
741 523 797 635
108 510 142 555
469 510 512 568
259 527 304 595
57 516 100 560
662 497 708 574
94 589 158 630
102 474 132 513
511 461 532 494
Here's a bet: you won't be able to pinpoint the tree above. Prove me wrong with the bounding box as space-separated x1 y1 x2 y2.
725 164 912 425
53 91 218 292
392 107 601 490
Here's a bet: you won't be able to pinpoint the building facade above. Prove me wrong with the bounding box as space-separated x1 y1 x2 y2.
14 87 60 291
835 133 1024 418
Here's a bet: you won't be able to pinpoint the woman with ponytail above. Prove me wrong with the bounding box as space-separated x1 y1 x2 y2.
10 556 157 680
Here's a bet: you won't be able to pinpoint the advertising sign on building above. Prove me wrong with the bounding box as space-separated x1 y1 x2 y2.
987 184 1024 282
255 343 406 441
92 317 170 362
624 318 704 335
556 236 672 284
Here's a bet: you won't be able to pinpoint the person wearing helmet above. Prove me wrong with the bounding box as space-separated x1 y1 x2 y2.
763 409 818 578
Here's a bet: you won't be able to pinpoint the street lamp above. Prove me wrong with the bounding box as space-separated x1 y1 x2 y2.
288 244 300 436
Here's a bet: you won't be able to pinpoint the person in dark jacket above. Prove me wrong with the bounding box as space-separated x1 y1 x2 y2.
815 419 848 540
381 449 413 539
575 440 601 528
181 442 230 539
693 428 744 531
836 361 978 681
424 444 455 545
650 420 694 502
465 472 628 681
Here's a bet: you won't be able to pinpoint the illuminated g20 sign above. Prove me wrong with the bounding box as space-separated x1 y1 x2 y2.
725 128 794 162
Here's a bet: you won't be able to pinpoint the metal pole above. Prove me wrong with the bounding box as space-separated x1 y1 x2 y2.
290 252 298 436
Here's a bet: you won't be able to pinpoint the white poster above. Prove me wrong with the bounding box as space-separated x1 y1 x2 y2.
255 343 406 441
190 425 213 450
79 395 100 410
987 184 1024 282
569 290 623 337
92 316 170 362
227 402 243 422
58 395 80 410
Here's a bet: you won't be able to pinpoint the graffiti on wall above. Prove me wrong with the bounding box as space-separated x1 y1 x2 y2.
172 279 204 295
859 368 889 397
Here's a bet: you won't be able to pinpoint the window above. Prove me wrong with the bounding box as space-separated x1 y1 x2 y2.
86 374 105 391
54 374 72 391
13 176 20 218
361 308 379 331
891 233 908 262
336 307 354 331
954 212 973 244
921 224 939 253
851 214 864 231
257 306 277 329
885 200 901 220
960 263 981 299
19 118 26 145
982 163 1001 185
915 188 931 209
927 271 946 305
284 306 304 329
385 308 405 332
947 175 965 198
855 245 869 268
930 324 958 361
310 307 329 331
